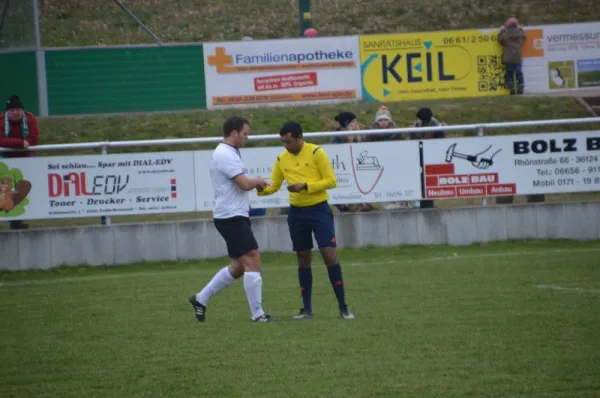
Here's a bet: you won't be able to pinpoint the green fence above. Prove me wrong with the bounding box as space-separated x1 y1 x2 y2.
0 51 39 116
45 45 206 116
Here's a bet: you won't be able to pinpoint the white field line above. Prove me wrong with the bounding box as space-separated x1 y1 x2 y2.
1 247 599 288
537 284 600 294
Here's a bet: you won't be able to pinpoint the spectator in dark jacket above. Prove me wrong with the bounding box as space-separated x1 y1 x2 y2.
410 107 446 140
329 111 364 144
0 95 39 229
498 17 526 94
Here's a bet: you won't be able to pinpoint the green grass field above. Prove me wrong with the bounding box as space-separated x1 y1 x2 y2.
1 240 599 396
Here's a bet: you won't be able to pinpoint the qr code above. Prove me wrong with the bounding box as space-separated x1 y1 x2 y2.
477 55 506 92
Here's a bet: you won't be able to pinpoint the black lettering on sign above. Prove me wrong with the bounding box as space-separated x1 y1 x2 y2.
513 141 529 155
513 138 578 155
587 137 600 151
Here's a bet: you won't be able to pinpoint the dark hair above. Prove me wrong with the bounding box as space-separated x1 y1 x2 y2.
279 121 303 138
335 111 357 129
416 107 433 123
223 116 250 137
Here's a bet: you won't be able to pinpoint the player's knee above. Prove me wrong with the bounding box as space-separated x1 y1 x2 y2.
320 247 338 266
239 249 261 272
296 251 312 268
228 262 245 279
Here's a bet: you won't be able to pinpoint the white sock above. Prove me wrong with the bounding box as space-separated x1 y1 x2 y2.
243 272 265 319
196 266 236 306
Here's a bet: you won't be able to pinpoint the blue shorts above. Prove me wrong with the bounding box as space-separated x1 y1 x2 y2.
287 201 336 252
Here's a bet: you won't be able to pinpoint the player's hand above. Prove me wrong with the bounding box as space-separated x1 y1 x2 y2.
22 141 29 148
254 178 270 191
287 183 307 193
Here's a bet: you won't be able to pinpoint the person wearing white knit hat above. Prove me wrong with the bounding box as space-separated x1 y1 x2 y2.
368 106 407 210
368 105 403 142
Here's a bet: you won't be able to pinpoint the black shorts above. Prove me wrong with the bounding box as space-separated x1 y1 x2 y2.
213 216 259 259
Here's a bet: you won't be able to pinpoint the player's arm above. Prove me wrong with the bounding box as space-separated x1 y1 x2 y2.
257 158 284 196
306 147 337 193
233 175 267 191
219 158 267 192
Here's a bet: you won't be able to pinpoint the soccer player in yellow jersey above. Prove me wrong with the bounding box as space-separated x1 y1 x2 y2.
257 121 355 320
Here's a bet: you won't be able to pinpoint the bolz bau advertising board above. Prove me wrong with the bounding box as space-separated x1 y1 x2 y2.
421 131 600 199
0 152 196 221
202 36 362 109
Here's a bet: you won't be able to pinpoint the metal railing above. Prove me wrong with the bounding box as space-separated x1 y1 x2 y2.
2 117 600 154
2 116 600 225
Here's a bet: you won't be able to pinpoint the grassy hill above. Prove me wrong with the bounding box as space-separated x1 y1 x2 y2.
38 96 599 155
37 0 600 46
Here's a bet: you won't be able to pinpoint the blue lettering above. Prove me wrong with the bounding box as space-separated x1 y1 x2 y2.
382 54 402 84
381 51 455 84
406 53 421 82
426 53 433 81
438 52 454 81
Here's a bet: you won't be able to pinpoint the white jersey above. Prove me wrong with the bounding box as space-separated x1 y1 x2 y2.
210 143 250 219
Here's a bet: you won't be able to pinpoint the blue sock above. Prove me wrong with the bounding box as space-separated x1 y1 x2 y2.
298 267 312 312
327 264 347 309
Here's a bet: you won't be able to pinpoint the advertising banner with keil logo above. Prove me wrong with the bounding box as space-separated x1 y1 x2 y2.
421 131 600 199
522 22 600 93
203 36 362 109
0 152 196 220
193 141 423 210
359 29 509 102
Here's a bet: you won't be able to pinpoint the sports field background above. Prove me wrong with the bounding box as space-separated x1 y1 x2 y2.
1 240 599 396
2 3 600 395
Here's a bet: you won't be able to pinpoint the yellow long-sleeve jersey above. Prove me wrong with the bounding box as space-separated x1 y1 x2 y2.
257 142 337 207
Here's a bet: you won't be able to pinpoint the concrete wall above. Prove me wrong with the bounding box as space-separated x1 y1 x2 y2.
1 201 599 271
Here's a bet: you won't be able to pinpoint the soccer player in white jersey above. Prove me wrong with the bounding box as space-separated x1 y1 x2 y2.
189 116 272 323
